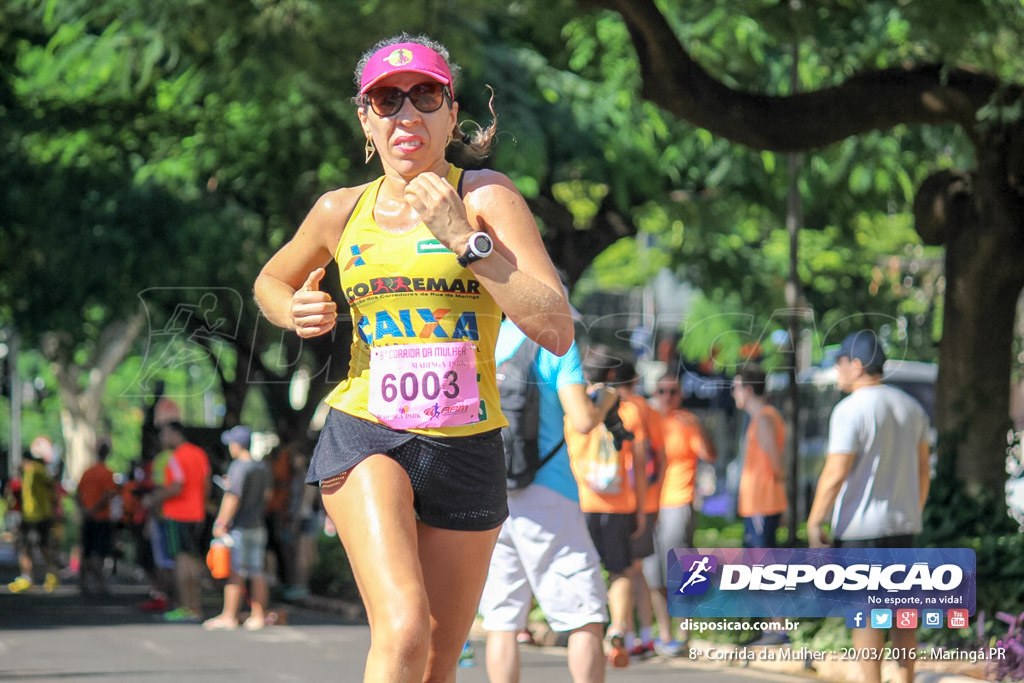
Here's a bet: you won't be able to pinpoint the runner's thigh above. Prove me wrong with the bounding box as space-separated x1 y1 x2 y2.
320 454 426 624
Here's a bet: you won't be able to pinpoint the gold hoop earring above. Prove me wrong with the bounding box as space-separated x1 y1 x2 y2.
364 138 376 164
445 131 454 147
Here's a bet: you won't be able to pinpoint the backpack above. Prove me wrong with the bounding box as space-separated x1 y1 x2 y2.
577 423 623 494
497 338 564 490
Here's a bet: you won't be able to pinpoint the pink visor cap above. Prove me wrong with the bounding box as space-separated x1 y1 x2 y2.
359 43 453 95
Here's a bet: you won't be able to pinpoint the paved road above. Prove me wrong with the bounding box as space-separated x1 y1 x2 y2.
0 548 976 683
0 580 791 683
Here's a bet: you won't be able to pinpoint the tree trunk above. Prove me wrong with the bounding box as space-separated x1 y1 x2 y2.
918 128 1024 496
935 259 1020 494
47 312 146 482
58 404 99 485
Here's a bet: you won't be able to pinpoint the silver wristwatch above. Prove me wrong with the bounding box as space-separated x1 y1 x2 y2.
456 231 494 267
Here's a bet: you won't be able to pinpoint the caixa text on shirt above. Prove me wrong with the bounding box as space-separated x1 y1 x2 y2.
357 309 480 343
667 548 976 618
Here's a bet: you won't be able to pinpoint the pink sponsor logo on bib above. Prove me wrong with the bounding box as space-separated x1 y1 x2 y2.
367 341 480 430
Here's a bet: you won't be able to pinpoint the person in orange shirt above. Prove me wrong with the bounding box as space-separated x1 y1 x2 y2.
611 360 666 659
566 355 646 668
733 363 792 647
147 421 211 623
732 363 787 548
645 372 716 656
76 441 121 595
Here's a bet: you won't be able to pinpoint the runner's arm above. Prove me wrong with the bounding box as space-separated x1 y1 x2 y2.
681 414 717 463
756 414 783 476
254 187 363 335
461 172 573 355
559 383 618 434
654 443 667 486
630 439 647 538
917 441 931 512
213 493 240 536
806 451 854 547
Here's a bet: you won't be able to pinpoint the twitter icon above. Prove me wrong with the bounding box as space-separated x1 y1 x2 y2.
870 609 893 629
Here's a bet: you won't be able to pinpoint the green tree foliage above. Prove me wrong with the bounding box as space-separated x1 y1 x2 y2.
579 0 1024 499
3 0 1021 502
2 0 677 467
555 3 965 368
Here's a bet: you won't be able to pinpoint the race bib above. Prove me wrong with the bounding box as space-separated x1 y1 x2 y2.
367 341 480 429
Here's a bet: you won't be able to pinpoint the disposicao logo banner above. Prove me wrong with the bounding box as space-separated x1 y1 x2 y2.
667 548 975 618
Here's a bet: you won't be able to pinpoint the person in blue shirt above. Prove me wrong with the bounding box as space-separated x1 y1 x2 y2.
479 319 621 682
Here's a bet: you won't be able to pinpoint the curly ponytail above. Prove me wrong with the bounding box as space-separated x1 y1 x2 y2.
454 85 498 161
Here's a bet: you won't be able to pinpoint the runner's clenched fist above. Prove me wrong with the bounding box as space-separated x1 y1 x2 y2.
403 171 474 254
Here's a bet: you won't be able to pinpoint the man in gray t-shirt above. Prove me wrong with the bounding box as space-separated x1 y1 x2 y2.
807 332 930 545
203 426 271 632
807 331 930 683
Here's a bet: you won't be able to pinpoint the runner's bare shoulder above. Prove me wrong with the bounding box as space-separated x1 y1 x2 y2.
459 168 520 205
306 182 375 252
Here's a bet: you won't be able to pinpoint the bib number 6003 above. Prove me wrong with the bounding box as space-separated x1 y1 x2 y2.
367 340 480 429
379 370 460 402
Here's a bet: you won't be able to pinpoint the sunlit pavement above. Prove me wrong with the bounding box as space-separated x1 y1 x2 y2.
0 540 979 682
0 576 785 683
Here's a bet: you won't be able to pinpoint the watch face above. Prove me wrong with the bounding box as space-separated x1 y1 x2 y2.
471 233 493 254
458 232 493 266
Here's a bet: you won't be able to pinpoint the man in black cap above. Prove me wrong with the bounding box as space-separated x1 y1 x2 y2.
202 426 272 631
806 330 930 683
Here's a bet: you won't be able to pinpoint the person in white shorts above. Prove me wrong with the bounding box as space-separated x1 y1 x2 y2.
480 320 619 683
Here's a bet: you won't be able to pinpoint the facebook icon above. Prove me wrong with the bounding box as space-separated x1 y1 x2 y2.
846 609 867 629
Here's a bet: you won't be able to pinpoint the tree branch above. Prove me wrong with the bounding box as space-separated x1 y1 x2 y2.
590 0 1008 152
912 170 976 246
528 193 631 286
93 311 147 382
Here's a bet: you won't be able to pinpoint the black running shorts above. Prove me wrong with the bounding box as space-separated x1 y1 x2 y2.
160 519 205 557
585 511 635 574
308 408 508 532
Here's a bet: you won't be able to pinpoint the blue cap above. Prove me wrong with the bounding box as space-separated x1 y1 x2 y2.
838 331 886 374
220 425 252 449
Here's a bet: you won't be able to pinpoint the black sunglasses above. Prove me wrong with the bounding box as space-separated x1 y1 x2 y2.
363 82 450 117
656 388 679 395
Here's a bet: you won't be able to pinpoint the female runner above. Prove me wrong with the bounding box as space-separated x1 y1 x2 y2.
254 33 572 682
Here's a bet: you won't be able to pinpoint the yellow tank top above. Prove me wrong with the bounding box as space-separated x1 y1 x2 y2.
325 166 507 436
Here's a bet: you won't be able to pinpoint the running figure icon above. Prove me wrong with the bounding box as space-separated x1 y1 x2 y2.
679 556 712 594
